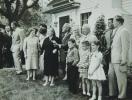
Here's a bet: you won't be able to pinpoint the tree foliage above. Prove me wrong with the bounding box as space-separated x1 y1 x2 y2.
94 15 107 52
0 0 39 24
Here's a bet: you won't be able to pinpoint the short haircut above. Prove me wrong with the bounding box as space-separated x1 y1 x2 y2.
49 27 56 37
108 18 113 22
63 23 71 32
82 41 90 46
28 27 38 35
114 15 124 25
68 38 76 44
40 24 47 29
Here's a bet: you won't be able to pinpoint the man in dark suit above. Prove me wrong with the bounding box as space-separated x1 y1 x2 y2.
11 22 25 74
104 18 114 75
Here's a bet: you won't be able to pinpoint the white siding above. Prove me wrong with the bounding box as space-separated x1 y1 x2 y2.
122 0 132 14
52 0 109 36
122 0 132 34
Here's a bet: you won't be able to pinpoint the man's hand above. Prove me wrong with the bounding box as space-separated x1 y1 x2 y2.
120 61 127 66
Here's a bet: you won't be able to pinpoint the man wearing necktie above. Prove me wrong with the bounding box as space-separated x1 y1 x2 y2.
108 15 130 100
104 18 114 75
11 22 25 75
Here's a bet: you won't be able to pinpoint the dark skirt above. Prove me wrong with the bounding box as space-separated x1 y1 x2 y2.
44 53 59 77
67 63 79 94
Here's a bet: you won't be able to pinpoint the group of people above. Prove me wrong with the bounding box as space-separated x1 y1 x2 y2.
0 15 130 100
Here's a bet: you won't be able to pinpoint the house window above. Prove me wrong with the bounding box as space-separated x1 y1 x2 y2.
81 12 91 26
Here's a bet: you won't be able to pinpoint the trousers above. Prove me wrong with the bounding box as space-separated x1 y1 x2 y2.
108 63 127 98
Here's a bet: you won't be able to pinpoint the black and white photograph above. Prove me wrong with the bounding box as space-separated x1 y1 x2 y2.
0 0 132 100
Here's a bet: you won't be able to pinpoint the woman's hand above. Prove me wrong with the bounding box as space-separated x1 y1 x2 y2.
53 49 57 54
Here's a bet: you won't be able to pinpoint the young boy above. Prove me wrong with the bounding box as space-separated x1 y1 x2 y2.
66 38 79 94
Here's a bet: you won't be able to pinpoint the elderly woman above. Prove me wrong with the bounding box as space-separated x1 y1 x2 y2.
70 25 81 46
60 23 71 80
42 27 61 86
23 28 40 81
79 24 97 49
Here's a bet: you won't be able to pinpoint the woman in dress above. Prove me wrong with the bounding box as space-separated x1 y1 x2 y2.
23 28 40 81
42 27 61 86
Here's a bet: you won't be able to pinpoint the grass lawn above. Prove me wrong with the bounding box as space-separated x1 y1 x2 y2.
0 68 88 100
0 68 132 100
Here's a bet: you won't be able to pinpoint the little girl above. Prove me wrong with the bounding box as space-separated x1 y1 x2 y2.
88 40 106 100
66 38 79 94
77 41 91 96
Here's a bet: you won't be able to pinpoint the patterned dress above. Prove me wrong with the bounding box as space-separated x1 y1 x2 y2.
77 49 90 78
88 51 106 81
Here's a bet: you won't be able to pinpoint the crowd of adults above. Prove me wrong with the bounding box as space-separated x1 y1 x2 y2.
0 15 131 100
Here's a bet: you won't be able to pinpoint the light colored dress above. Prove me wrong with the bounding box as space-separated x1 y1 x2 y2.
23 36 40 70
77 49 90 78
88 51 106 80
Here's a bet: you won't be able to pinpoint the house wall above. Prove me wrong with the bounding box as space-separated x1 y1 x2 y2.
49 0 132 37
122 0 132 34
52 0 108 37
52 9 77 37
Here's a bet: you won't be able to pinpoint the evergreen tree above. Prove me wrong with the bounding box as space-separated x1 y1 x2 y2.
94 15 107 53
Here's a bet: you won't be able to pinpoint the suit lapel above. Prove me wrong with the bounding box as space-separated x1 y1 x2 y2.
111 26 123 48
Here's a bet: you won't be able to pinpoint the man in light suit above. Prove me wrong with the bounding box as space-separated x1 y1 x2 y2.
108 15 130 100
11 22 25 74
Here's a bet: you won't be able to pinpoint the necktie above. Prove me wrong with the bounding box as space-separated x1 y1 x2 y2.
110 28 118 45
